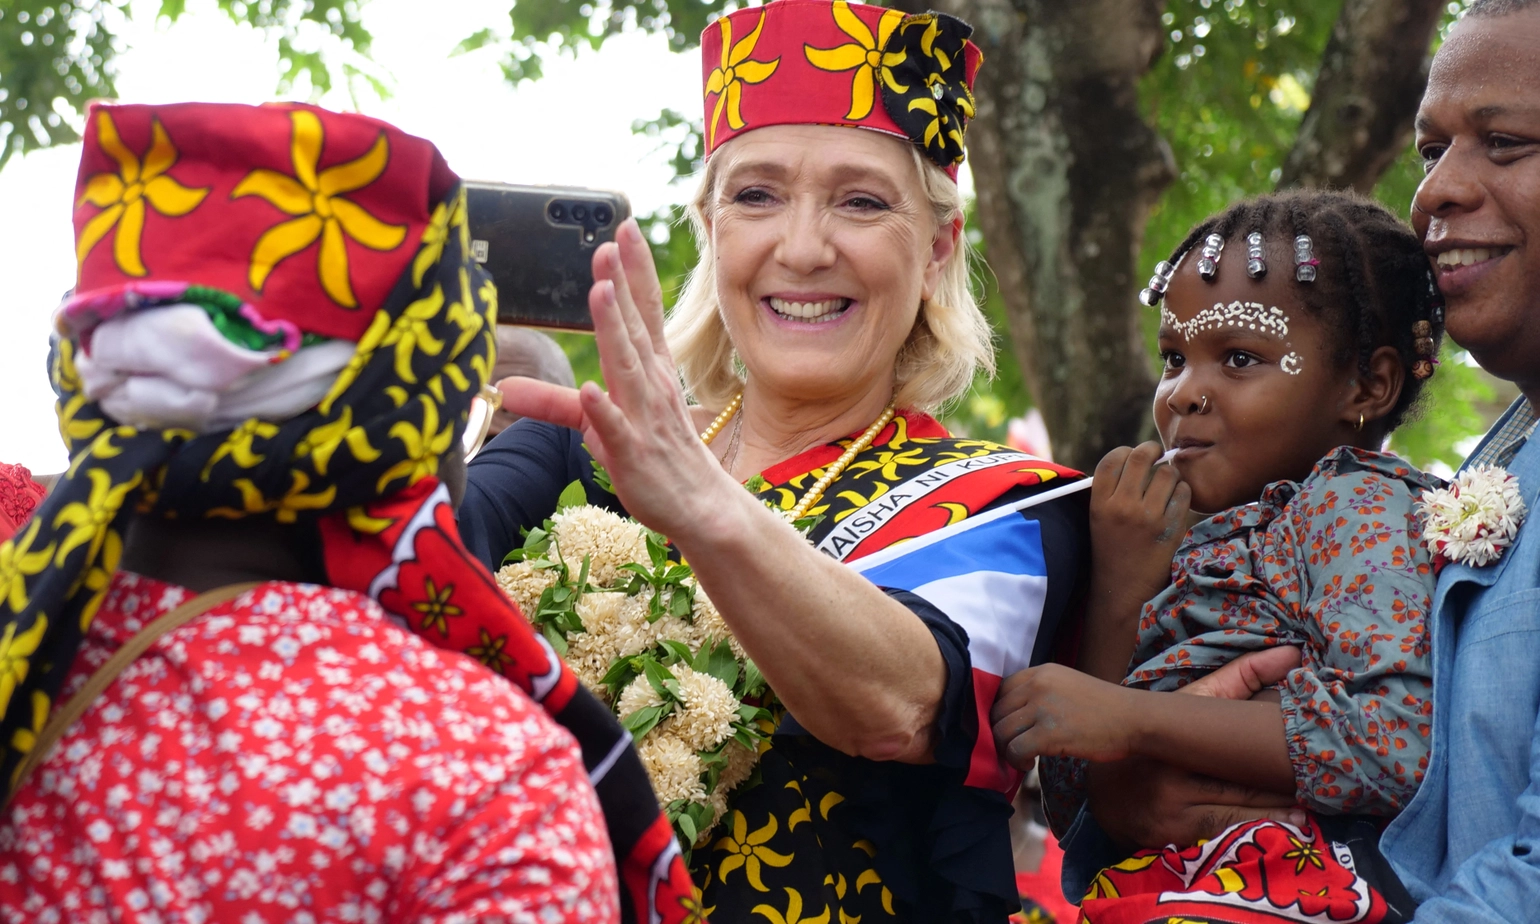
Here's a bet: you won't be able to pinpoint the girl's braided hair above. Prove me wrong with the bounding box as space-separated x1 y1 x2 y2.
1161 189 1443 432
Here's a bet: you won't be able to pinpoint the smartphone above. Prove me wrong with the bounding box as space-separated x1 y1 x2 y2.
463 182 632 331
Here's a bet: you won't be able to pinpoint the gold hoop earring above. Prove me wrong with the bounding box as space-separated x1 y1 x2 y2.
1355 412 1365 432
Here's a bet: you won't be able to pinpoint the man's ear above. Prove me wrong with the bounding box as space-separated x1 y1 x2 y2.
922 216 962 300
1349 345 1406 431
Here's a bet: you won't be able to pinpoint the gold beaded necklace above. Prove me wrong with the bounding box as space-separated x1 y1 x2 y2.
700 392 897 521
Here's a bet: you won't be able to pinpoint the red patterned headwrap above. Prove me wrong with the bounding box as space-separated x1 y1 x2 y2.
700 0 983 177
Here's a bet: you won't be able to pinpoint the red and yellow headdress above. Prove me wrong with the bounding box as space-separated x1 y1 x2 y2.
700 0 983 177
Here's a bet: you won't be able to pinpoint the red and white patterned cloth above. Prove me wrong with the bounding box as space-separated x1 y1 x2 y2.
0 572 620 924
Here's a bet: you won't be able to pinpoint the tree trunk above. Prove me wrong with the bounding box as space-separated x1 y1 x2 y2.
937 0 1173 471
1278 0 1444 191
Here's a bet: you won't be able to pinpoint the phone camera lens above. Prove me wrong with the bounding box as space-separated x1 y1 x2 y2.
548 202 566 222
594 205 613 226
572 204 589 222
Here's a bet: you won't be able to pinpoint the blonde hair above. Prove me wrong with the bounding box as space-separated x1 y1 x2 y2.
665 141 993 413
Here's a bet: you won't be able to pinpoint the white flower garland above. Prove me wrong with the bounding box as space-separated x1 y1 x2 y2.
495 479 784 853
1418 463 1527 569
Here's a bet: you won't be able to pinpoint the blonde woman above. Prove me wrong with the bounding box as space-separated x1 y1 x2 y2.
462 2 1090 919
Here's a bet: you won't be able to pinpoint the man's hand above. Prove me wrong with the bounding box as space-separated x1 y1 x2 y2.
992 664 1142 768
1084 646 1305 849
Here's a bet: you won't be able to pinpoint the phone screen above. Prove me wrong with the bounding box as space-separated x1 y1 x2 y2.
464 182 631 331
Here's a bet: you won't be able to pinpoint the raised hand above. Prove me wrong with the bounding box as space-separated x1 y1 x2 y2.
499 219 737 538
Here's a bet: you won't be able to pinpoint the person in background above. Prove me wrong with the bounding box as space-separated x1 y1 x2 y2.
487 324 576 439
0 101 697 924
463 2 1091 919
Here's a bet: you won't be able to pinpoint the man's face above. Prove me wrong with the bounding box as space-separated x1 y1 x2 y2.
1413 9 1540 392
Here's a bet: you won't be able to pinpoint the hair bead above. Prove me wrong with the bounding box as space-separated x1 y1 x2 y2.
1197 234 1224 281
1138 259 1177 307
1294 234 1318 282
1246 231 1267 279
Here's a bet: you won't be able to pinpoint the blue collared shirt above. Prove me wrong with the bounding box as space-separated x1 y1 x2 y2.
1380 397 1540 922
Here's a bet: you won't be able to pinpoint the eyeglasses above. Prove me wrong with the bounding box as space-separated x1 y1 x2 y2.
462 383 504 460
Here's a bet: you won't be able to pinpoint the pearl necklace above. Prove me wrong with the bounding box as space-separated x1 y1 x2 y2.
699 393 897 521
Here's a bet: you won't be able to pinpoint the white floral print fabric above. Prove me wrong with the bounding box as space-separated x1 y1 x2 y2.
0 572 619 924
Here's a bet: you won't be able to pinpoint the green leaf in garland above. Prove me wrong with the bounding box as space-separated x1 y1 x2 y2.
642 658 683 702
621 702 670 740
740 658 767 699
698 638 740 689
676 809 698 846
658 639 694 663
557 479 589 512
745 473 767 493
585 451 616 495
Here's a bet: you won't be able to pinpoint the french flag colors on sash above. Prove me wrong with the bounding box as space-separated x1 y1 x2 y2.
851 480 1091 793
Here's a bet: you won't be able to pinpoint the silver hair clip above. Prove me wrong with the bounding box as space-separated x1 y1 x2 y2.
1138 260 1177 307
1246 231 1266 279
1294 234 1318 283
1196 233 1224 281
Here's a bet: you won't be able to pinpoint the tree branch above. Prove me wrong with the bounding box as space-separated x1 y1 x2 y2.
1278 0 1444 191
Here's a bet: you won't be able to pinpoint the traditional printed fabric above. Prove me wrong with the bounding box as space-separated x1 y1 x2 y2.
0 465 45 544
0 572 618 923
855 500 1065 793
1078 818 1394 924
1 101 695 924
700 0 983 174
692 411 1084 922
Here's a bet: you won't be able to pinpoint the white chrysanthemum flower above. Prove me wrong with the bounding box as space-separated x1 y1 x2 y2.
638 733 706 807
717 739 760 792
550 505 649 587
562 631 617 700
662 665 739 752
1419 464 1528 568
494 561 559 615
615 677 665 719
575 591 653 660
690 585 744 659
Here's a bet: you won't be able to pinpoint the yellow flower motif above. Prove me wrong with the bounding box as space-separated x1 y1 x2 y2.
234 110 408 308
0 617 47 719
76 110 210 276
679 888 713 924
0 519 57 613
904 96 964 154
715 810 793 892
751 888 829 924
705 11 782 149
413 198 452 288
381 285 448 385
293 410 382 477
9 690 49 788
200 419 281 481
77 527 123 632
1283 834 1327 874
209 470 336 523
376 397 453 493
804 3 908 121
53 468 141 567
320 311 392 414
411 577 462 637
466 627 514 674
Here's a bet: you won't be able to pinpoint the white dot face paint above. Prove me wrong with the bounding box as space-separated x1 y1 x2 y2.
1161 301 1304 375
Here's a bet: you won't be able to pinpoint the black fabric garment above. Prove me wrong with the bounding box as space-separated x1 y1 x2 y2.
459 420 1090 921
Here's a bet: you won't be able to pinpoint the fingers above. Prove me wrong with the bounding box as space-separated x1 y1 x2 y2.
498 377 584 431
594 242 658 371
589 277 647 400
1180 646 1302 700
615 219 670 355
1092 446 1134 505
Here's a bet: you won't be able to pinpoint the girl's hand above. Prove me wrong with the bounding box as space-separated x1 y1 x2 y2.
990 664 1141 768
498 219 740 538
1090 441 1192 605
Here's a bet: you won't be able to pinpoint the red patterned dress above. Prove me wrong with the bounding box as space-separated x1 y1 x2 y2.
0 572 619 924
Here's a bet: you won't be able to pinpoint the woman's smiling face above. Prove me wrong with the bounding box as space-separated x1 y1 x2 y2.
1413 8 1540 391
1154 248 1359 514
705 124 954 405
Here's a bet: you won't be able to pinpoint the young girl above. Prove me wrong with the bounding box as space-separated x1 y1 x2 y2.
994 190 1445 924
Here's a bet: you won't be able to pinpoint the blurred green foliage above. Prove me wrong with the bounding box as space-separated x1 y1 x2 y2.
0 0 377 168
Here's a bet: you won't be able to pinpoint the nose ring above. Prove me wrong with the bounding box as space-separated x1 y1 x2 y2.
1198 395 1210 414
